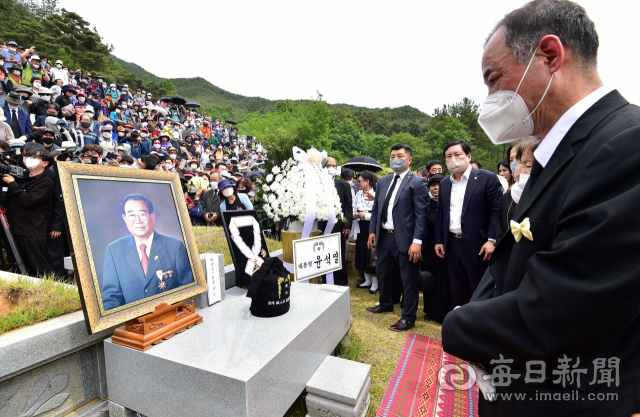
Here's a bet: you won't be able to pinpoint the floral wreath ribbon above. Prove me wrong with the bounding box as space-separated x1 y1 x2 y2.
229 215 264 275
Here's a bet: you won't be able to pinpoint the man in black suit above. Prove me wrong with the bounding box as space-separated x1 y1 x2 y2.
434 140 502 307
366 144 428 331
324 157 352 286
443 1 640 415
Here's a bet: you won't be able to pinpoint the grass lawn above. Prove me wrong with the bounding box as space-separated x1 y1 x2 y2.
337 274 443 417
0 276 82 336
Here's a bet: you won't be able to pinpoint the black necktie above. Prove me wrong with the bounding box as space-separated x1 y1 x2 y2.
381 175 400 225
527 158 544 192
11 109 20 137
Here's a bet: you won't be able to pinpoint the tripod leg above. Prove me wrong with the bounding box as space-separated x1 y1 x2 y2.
0 211 27 275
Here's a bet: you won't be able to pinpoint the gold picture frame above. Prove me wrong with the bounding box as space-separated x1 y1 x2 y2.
58 162 207 334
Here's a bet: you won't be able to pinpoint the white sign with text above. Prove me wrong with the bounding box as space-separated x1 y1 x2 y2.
205 254 222 305
292 233 342 281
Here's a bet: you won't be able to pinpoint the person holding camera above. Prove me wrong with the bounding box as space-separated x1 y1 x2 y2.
2 143 54 276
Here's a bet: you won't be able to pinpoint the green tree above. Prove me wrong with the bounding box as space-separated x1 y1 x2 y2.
422 116 473 167
329 118 363 159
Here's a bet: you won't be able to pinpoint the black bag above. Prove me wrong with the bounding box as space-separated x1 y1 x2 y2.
418 270 436 292
246 257 291 317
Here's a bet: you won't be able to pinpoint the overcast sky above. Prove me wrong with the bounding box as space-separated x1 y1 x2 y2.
58 0 640 114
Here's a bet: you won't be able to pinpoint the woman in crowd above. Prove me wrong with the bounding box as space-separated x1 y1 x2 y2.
352 170 378 293
218 178 253 211
420 173 453 322
236 178 255 204
497 159 513 190
495 136 542 242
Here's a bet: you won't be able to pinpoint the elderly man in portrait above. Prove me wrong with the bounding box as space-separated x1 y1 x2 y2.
101 194 194 310
442 1 640 415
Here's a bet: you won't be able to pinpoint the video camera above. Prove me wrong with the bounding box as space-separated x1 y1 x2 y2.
57 146 85 163
0 149 27 178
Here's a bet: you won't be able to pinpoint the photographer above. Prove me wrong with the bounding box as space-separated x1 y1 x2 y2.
3 143 54 276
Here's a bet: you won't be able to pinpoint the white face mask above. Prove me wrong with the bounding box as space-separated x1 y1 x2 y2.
103 132 112 139
180 147 186 151
141 133 148 138
169 154 177 160
56 64 62 69
32 63 39 69
116 109 121 113
78 97 85 103
210 181 218 190
190 164 198 169
221 188 234 197
510 173 530 204
153 144 161 149
13 70 21 76
190 186 197 193
478 52 555 144
327 167 337 177
166 163 173 169
446 157 469 174
24 157 40 170
32 82 41 89
117 132 125 137
9 47 16 53
40 95 50 102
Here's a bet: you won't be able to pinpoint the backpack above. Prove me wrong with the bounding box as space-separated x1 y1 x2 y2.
246 257 291 318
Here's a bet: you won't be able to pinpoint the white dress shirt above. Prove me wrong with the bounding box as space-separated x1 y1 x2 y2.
381 169 422 245
534 86 613 167
449 163 472 234
135 232 154 262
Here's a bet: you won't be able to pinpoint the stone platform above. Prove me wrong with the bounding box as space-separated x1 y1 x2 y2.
104 283 351 417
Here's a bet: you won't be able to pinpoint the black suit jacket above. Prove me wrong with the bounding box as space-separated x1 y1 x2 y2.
443 91 640 416
435 168 502 264
334 179 353 229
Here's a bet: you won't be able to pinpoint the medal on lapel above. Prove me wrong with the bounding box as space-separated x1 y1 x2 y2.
156 270 166 290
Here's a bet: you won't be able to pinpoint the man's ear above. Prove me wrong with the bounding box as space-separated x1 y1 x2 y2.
151 213 156 222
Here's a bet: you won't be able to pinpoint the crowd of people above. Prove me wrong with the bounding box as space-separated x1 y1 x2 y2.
0 40 271 277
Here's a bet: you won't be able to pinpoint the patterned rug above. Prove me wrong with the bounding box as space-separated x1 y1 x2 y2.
376 333 479 417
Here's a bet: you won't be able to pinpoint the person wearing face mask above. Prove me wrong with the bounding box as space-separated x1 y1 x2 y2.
495 137 541 244
28 86 50 118
177 141 191 161
201 171 222 225
218 178 253 212
443 2 640 415
20 52 50 87
54 85 77 128
70 114 97 146
419 173 453 323
151 139 168 157
0 67 14 108
49 59 69 85
365 144 427 332
128 133 147 160
322 157 353 287
110 103 127 124
98 125 118 158
36 127 60 154
214 143 224 160
187 159 201 172
2 143 54 276
3 91 32 137
73 91 88 123
433 140 502 308
1 42 21 70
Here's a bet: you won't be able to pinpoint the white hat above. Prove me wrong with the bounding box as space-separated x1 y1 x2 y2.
84 106 95 114
38 87 52 94
30 55 40 61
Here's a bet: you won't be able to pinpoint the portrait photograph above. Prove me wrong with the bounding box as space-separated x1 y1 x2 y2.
59 163 207 334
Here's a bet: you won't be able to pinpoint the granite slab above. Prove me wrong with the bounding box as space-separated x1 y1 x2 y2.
104 283 350 417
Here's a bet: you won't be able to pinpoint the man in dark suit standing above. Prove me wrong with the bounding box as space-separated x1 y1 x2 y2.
3 91 32 137
325 157 352 286
434 140 502 307
366 144 428 331
443 1 640 415
101 194 194 310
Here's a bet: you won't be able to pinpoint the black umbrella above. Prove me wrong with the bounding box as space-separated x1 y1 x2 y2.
160 97 173 102
171 96 186 105
185 101 200 108
225 119 238 125
342 156 383 173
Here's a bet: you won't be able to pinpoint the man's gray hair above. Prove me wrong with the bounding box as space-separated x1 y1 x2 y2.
486 0 599 67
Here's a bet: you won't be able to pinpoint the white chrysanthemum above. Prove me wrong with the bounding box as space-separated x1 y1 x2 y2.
275 174 283 183
272 166 281 174
266 174 273 183
307 148 323 165
262 185 270 192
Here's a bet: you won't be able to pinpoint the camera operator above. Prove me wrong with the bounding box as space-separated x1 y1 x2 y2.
2 143 54 276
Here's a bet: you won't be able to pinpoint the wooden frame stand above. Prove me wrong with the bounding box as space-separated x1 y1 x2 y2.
111 301 203 351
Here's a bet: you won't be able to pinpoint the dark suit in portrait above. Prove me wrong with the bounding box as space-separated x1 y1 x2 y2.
101 232 194 310
444 91 640 416
435 166 502 306
369 170 428 322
